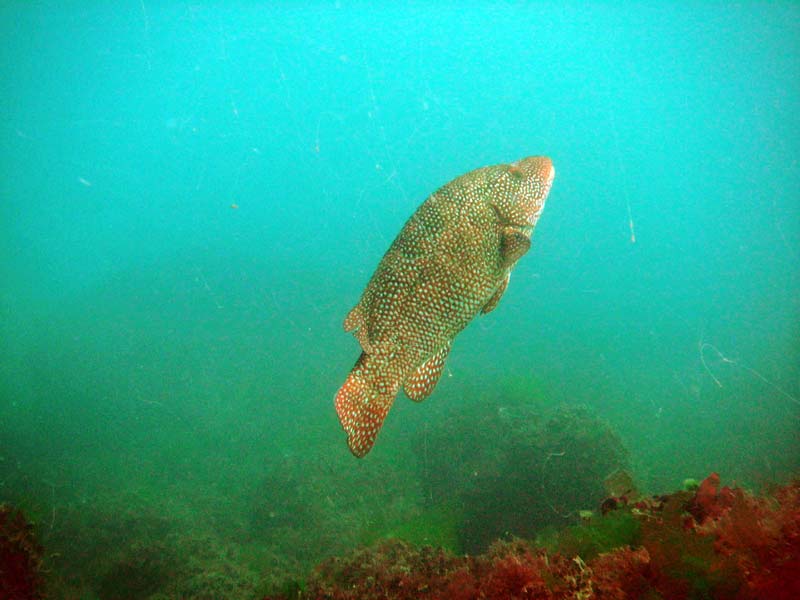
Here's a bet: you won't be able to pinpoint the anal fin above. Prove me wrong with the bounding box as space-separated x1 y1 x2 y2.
403 343 451 402
482 273 510 314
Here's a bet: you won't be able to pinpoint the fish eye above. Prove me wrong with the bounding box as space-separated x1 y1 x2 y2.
507 164 524 179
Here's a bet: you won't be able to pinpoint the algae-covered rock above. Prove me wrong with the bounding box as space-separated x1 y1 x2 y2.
415 403 629 553
46 491 264 600
97 536 180 600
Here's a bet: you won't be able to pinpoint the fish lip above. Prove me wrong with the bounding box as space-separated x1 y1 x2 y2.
537 156 556 186
538 157 555 196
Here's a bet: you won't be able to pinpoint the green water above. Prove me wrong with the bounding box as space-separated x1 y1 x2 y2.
1 2 798 596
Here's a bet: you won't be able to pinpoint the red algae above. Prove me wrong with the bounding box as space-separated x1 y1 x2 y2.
0 504 44 600
588 546 650 599
267 476 800 600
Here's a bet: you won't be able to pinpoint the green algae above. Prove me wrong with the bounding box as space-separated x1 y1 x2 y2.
380 503 463 553
543 508 641 560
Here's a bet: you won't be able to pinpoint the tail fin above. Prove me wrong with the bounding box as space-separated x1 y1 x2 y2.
335 353 396 458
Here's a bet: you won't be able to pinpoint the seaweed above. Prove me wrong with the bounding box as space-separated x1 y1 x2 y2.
269 475 800 600
0 503 44 600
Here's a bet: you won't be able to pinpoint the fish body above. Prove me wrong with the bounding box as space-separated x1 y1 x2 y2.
336 156 555 457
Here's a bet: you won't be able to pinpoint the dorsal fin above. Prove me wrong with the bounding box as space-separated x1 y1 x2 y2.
403 343 451 402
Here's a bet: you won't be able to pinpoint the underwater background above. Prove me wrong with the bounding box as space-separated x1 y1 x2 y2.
1 2 798 597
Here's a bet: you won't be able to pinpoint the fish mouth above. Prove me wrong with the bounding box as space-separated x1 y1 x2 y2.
545 161 556 186
510 156 554 225
544 162 555 196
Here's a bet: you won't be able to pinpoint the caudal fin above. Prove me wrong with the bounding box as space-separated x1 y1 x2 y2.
335 353 396 458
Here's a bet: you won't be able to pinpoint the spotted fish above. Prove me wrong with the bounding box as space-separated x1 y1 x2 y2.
336 156 555 457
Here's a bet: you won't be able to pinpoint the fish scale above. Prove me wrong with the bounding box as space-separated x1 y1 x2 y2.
336 156 555 457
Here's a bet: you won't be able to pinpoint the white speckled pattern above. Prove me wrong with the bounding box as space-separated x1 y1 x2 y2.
336 157 555 457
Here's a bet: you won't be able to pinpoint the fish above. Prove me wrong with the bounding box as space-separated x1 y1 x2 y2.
335 156 555 457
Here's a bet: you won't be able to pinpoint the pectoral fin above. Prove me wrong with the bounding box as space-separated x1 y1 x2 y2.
404 343 451 402
482 273 510 314
500 228 531 269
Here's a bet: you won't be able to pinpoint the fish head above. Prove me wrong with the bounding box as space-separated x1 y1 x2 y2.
489 156 555 229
